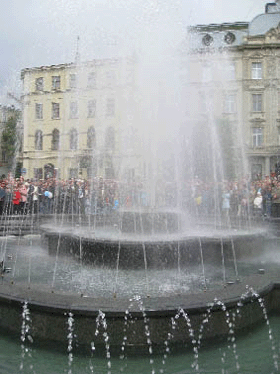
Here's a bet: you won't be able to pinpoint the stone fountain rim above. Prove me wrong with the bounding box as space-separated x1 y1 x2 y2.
0 273 279 318
40 223 269 244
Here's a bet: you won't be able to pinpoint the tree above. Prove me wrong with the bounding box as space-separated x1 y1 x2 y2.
1 112 20 168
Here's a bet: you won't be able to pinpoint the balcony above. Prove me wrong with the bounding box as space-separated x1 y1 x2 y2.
247 145 280 156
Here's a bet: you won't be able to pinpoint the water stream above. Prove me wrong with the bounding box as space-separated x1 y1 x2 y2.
1 309 278 374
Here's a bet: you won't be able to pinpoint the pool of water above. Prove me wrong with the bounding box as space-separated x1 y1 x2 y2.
0 235 279 372
1 235 278 298
0 315 279 373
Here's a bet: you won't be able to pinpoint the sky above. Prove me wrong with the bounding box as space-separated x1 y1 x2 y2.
0 0 269 104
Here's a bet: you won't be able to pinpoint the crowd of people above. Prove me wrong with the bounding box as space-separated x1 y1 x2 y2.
0 172 279 218
187 174 280 218
0 174 119 216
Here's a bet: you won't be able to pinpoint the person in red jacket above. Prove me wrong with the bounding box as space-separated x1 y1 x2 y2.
12 183 21 215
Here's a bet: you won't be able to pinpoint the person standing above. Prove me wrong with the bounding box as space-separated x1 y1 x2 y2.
222 190 231 217
19 182 28 214
253 192 263 216
12 183 21 215
0 182 6 215
31 182 41 214
272 181 280 217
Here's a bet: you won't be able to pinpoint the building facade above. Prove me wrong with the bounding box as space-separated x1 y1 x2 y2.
185 1 280 180
21 57 138 180
21 2 280 183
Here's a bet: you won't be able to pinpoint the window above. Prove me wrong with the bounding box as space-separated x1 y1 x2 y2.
69 128 78 150
224 32 236 45
52 129 60 150
34 168 43 180
226 62 236 80
35 77 44 91
251 164 262 181
106 98 115 116
105 126 115 150
105 167 115 179
35 130 43 150
52 103 60 119
251 62 262 79
278 127 280 146
88 100 96 118
252 127 263 147
252 94 262 112
52 76 61 90
202 34 213 46
87 127 96 149
202 65 212 82
35 103 43 119
87 164 97 178
44 163 55 179
87 72 96 88
70 101 78 118
69 168 78 179
224 94 236 113
69 74 77 88
106 70 116 87
127 168 135 183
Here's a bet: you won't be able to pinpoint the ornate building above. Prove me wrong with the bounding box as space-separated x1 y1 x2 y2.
185 1 280 179
21 57 137 180
21 2 280 182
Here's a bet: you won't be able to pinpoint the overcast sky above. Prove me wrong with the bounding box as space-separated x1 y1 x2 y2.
0 0 269 104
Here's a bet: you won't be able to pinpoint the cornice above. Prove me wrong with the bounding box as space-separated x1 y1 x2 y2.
237 43 280 51
188 22 249 33
242 80 266 91
249 118 266 124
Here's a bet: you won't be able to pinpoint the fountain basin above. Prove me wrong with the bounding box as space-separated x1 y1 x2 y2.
0 275 279 352
0 218 275 353
41 223 268 269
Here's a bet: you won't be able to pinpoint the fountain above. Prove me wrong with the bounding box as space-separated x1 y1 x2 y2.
1 1 280 373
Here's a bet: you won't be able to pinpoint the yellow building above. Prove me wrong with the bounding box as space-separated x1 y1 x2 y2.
21 2 280 183
21 56 137 180
185 1 280 179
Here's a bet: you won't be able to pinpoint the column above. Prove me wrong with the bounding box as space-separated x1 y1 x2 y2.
265 156 270 177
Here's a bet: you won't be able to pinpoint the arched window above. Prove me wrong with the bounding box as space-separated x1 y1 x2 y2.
87 126 96 149
69 128 78 150
105 126 115 151
35 130 43 150
44 163 55 179
52 129 60 150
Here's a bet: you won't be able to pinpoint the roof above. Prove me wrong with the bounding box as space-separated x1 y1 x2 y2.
249 12 280 36
187 4 280 51
188 22 249 33
187 23 248 50
20 57 125 78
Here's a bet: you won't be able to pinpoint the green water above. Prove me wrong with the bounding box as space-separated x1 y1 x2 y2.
0 316 279 374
